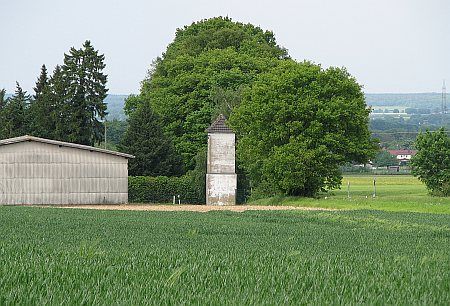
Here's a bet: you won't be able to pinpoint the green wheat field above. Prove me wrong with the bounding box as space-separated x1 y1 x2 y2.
0 175 449 304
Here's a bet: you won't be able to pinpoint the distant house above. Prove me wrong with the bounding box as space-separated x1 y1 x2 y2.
387 149 417 164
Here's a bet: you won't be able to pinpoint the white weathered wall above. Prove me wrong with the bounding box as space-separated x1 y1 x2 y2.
0 141 128 205
206 133 237 205
206 174 237 205
207 133 235 174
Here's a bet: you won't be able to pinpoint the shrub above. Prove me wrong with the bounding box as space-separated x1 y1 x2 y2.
411 128 450 196
128 175 202 204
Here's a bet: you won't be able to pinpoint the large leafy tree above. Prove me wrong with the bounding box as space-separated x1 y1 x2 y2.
229 60 377 197
62 40 108 146
119 99 183 176
411 128 450 196
134 17 288 170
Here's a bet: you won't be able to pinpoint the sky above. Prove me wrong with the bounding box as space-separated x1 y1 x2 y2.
1 0 449 95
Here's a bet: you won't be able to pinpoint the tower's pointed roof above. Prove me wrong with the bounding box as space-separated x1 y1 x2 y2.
206 114 234 134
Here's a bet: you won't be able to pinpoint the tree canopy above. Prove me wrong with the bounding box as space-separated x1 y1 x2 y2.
119 99 183 176
132 17 288 170
0 82 30 138
0 41 108 147
411 128 450 196
62 40 108 145
229 60 376 196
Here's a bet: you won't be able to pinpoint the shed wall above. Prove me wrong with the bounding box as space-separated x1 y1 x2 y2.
0 141 128 205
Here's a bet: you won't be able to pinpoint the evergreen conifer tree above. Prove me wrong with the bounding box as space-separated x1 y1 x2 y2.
3 82 30 138
28 64 53 138
0 89 7 139
119 100 183 176
48 65 69 141
0 89 6 110
33 64 48 100
62 40 108 146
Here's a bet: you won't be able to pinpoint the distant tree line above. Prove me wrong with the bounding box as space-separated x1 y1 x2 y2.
0 41 108 146
370 114 450 149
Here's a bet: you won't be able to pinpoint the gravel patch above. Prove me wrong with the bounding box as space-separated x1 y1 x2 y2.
58 204 334 212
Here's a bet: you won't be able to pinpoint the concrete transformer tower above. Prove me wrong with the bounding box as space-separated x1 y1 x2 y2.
206 114 237 205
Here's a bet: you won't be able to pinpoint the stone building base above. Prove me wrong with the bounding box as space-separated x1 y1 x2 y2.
206 173 237 205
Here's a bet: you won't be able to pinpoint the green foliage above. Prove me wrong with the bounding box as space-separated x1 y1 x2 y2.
1 42 108 146
0 89 6 110
373 150 398 167
62 40 108 146
123 94 141 117
0 207 449 304
32 64 48 100
411 128 450 196
105 119 127 146
128 175 200 203
229 60 377 197
134 17 288 170
0 82 30 138
119 101 183 176
27 64 55 139
187 148 207 204
48 65 70 141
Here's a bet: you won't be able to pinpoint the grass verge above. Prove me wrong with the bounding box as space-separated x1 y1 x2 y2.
249 175 450 215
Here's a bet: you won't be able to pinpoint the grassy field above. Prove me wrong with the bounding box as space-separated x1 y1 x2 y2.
0 206 449 304
251 175 450 214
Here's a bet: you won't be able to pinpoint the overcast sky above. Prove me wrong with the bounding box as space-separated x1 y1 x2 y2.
1 0 449 94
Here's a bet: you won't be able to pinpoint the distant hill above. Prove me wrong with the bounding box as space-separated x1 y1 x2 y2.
104 94 127 120
94 93 450 117
3 93 128 120
365 93 448 110
3 93 448 119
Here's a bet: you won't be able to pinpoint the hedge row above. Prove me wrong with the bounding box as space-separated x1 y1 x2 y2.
128 176 203 204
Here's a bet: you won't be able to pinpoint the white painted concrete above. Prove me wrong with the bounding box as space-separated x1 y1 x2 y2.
206 173 237 205
206 132 237 205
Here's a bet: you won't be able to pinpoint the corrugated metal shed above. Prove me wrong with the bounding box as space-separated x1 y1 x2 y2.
0 135 134 205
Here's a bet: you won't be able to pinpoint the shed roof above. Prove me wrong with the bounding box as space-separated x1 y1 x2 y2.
206 114 234 134
0 135 134 159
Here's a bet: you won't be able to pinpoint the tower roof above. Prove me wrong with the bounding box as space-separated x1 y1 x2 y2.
206 114 234 134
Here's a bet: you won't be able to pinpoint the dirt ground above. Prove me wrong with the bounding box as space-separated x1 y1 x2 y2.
60 204 333 212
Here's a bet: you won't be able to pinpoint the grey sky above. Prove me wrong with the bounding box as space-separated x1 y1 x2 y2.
1 0 449 94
